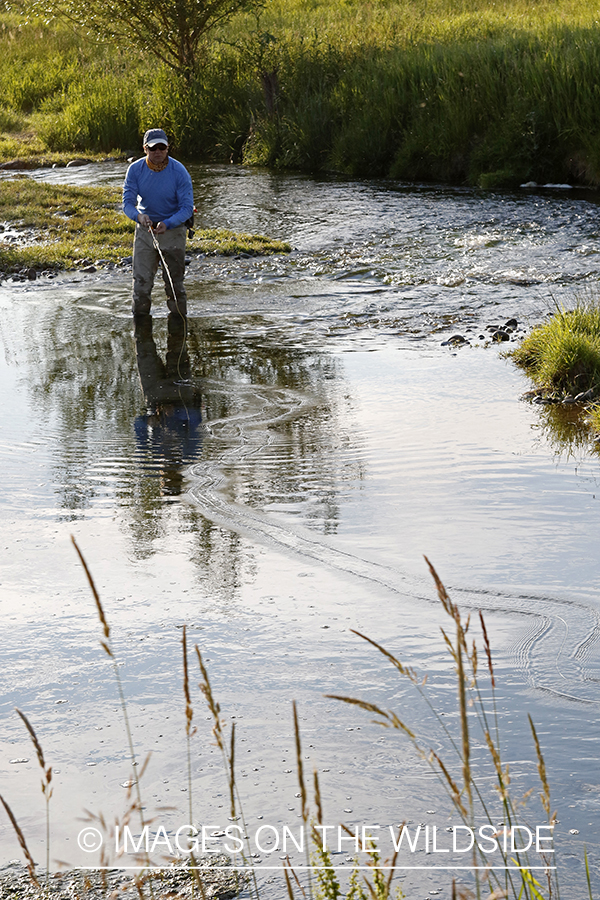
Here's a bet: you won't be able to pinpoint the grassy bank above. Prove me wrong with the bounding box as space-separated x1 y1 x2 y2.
0 179 290 274
3 1 600 184
511 300 600 398
510 299 600 437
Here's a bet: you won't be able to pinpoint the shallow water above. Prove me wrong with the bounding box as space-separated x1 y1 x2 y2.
1 164 600 896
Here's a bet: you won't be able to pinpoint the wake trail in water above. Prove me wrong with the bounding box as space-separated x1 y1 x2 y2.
187 379 600 704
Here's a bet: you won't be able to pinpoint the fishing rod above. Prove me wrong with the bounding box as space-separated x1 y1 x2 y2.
147 223 190 386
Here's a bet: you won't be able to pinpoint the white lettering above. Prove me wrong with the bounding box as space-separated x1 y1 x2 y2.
536 825 555 853
283 826 304 853
121 825 150 854
255 825 279 854
225 825 244 853
452 826 474 853
314 825 334 851
150 825 174 855
201 826 221 854
337 826 359 853
477 825 498 854
389 825 422 852
510 826 533 852
175 826 199 854
361 826 380 852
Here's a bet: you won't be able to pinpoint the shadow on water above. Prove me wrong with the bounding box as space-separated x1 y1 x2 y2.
133 313 202 497
528 397 600 461
23 298 364 589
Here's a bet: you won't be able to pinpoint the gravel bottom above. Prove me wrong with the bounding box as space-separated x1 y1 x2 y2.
0 857 244 900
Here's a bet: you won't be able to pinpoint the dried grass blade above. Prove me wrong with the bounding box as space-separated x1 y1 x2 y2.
71 536 110 642
293 702 308 824
528 715 551 817
15 709 44 769
350 629 419 682
0 794 39 886
479 611 496 687
313 769 323 825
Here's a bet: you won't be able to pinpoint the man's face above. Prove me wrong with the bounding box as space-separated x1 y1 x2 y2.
145 143 169 164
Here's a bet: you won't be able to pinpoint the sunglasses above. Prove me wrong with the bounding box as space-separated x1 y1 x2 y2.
148 143 168 151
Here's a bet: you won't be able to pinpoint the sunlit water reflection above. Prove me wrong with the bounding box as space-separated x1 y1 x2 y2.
0 165 599 896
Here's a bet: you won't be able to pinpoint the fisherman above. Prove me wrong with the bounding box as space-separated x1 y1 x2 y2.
123 128 194 317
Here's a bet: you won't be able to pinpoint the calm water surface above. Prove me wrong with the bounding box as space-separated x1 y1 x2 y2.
0 164 599 896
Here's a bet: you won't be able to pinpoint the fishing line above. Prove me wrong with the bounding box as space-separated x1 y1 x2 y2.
147 224 192 426
148 223 189 386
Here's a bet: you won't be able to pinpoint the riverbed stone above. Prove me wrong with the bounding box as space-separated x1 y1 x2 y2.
0 858 242 900
575 388 595 402
491 330 510 342
441 334 469 346
66 158 94 167
0 159 42 170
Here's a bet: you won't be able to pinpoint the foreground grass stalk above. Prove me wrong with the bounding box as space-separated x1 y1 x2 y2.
15 709 52 890
71 536 153 885
292 701 313 898
0 795 40 887
181 626 206 900
195 646 259 900
329 558 560 900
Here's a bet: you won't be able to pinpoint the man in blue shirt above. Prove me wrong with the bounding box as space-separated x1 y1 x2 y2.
123 128 194 317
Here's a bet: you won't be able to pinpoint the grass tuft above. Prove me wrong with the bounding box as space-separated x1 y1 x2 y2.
0 180 291 274
511 299 600 396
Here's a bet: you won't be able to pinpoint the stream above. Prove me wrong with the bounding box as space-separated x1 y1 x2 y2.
0 163 599 898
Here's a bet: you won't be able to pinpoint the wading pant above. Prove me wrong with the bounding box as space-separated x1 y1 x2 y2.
132 223 187 316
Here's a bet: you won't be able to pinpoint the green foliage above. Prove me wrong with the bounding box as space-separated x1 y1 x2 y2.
15 0 259 82
5 2 600 181
511 301 600 395
36 73 142 152
190 228 291 256
312 839 342 900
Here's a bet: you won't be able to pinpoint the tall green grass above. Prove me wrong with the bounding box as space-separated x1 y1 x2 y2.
4 1 600 181
511 300 600 396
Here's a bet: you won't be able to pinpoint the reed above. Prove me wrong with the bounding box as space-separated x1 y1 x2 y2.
195 646 257 899
1 546 592 899
71 536 155 891
0 794 40 887
328 558 560 900
15 709 53 889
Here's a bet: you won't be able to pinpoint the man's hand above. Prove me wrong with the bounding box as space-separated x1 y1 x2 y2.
137 213 152 228
153 222 167 234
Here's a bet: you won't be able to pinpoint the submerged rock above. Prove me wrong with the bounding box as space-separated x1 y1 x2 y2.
441 334 469 347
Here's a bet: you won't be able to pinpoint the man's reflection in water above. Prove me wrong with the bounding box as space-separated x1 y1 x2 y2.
134 313 202 495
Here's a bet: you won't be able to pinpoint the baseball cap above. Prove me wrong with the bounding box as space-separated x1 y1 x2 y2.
143 128 169 148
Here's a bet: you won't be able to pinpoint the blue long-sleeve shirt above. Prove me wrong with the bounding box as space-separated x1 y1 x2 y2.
122 157 194 229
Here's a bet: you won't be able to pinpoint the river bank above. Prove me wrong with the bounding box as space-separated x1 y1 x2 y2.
0 175 290 276
4 2 600 184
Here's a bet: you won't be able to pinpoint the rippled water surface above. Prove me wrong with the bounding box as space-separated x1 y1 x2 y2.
1 164 600 896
